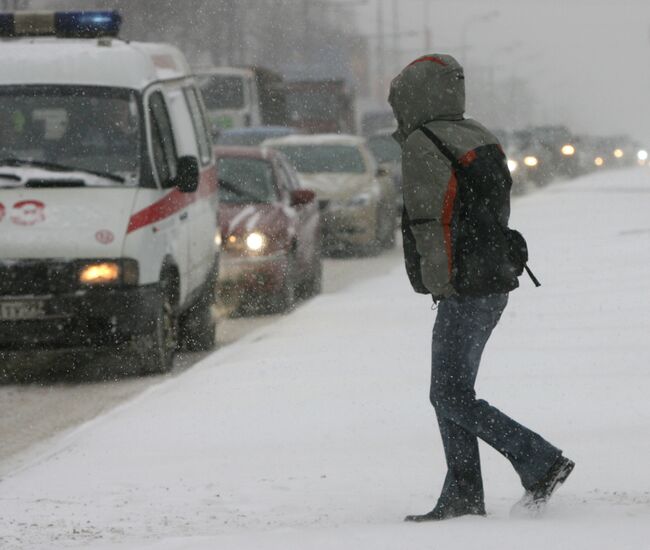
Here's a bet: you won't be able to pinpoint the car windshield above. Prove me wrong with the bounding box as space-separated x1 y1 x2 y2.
199 75 245 110
368 135 401 164
217 157 276 203
0 86 141 185
273 144 365 174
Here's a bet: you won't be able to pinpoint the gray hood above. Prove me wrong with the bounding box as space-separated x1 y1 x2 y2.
388 54 465 144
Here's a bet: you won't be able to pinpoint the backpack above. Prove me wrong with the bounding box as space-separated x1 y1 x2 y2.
419 125 540 295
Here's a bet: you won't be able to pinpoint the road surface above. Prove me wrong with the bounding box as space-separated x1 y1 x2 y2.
0 244 402 473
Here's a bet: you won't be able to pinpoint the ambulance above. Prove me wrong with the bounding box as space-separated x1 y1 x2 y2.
0 11 220 373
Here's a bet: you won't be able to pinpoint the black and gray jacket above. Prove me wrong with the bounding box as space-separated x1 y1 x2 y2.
389 54 522 298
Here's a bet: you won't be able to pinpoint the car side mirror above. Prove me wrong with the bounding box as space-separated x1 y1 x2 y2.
376 166 389 178
176 156 199 193
290 188 315 206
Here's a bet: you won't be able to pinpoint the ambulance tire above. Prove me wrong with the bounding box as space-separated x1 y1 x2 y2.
140 277 178 375
180 279 217 352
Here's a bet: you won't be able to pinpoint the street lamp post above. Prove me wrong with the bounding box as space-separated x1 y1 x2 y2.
423 0 432 52
460 10 500 68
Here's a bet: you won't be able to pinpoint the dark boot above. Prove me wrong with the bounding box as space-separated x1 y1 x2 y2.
404 499 486 522
511 455 575 517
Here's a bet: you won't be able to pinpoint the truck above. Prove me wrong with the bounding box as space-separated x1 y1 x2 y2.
284 79 355 135
196 66 287 136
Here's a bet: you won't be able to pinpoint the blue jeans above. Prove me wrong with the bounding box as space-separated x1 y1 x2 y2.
430 293 561 505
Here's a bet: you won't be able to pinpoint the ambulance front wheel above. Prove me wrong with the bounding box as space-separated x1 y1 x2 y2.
179 276 217 352
140 276 178 374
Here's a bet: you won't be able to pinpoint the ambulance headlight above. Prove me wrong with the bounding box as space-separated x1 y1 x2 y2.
78 259 138 286
245 232 266 252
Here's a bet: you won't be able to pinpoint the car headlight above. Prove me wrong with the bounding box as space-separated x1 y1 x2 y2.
561 144 575 156
78 259 138 286
637 149 648 161
245 232 266 252
507 159 518 173
613 148 624 159
524 156 539 167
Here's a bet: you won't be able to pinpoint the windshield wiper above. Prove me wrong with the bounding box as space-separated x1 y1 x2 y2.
0 158 125 184
219 179 264 203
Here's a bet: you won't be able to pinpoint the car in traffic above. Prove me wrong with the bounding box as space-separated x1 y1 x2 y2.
215 126 302 147
367 128 403 212
215 146 321 313
263 134 397 254
0 11 220 374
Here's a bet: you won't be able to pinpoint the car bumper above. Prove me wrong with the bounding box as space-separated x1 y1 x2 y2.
0 285 161 351
218 252 288 295
321 205 376 248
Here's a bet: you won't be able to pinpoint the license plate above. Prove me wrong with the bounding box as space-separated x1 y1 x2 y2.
0 300 46 320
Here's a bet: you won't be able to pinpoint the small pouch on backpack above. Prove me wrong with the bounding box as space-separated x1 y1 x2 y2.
505 228 528 276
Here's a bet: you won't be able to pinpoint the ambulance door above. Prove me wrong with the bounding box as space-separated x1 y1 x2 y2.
183 85 218 284
145 87 190 297
164 84 214 290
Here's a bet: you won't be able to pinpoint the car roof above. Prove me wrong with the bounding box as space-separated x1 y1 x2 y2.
220 126 300 136
0 37 191 89
214 146 277 161
263 133 365 147
194 66 254 78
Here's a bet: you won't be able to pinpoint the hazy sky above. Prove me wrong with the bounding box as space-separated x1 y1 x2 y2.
350 0 650 144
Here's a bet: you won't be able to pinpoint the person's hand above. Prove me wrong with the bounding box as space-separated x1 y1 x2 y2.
431 282 456 302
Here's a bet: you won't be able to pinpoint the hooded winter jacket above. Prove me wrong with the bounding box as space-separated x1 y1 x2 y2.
389 54 516 298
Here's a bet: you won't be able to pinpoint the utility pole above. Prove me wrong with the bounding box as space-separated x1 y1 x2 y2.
303 0 311 69
392 0 399 75
376 0 385 101
423 0 432 52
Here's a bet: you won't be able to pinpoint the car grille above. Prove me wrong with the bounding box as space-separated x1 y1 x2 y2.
0 260 78 296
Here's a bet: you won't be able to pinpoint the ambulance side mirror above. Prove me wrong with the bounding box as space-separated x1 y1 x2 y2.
176 156 199 193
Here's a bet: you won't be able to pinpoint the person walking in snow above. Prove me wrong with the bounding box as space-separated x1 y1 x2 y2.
389 53 574 521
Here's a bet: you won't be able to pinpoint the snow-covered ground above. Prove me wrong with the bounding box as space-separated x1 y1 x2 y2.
1 168 649 549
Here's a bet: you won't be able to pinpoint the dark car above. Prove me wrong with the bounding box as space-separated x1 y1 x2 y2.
215 146 321 313
215 126 302 147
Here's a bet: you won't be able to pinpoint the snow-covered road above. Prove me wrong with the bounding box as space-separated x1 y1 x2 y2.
0 247 402 471
1 168 649 549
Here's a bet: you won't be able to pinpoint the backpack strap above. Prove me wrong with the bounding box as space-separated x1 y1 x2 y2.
417 124 541 288
419 125 462 171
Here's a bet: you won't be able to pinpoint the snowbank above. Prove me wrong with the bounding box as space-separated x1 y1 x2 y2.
1 168 649 549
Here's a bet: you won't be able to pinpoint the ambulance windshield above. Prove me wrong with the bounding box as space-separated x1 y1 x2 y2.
0 86 141 186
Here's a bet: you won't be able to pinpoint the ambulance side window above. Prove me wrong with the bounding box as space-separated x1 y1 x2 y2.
148 92 178 188
184 87 212 166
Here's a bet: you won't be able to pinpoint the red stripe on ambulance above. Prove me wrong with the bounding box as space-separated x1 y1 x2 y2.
126 169 217 234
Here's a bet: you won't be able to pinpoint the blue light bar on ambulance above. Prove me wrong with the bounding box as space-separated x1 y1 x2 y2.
0 11 122 38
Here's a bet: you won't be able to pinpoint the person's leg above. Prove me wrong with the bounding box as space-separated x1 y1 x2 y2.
434 415 484 509
430 296 485 509
430 294 561 491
